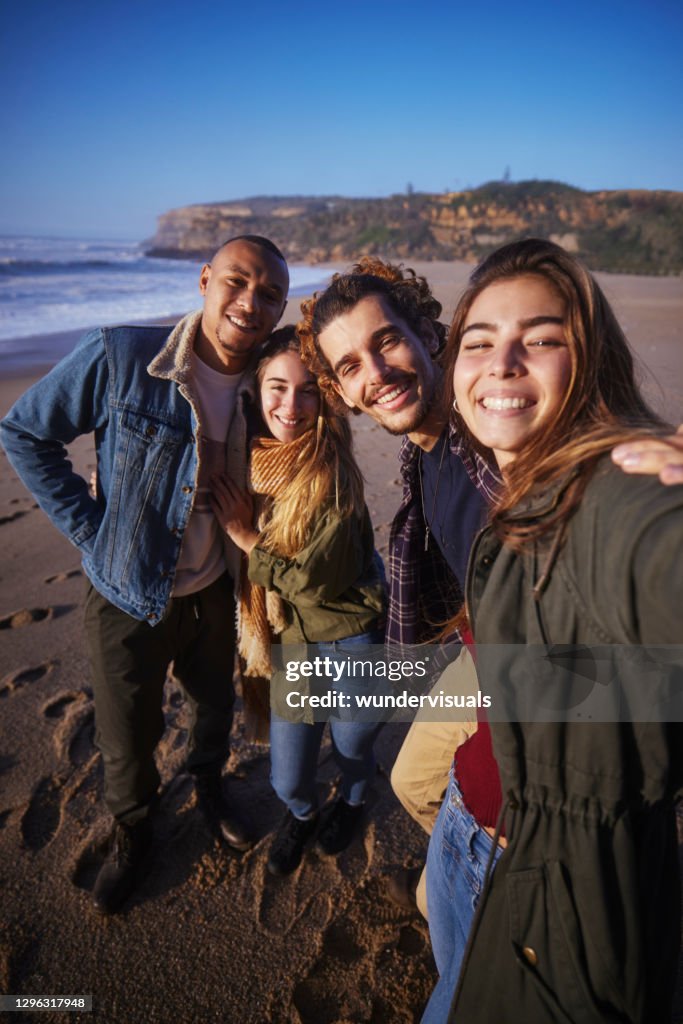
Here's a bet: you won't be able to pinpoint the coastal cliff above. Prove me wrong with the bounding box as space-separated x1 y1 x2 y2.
145 181 683 274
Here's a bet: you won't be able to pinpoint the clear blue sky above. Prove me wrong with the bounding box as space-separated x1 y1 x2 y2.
2 0 682 240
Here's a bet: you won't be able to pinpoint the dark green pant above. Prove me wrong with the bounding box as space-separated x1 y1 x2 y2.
84 572 236 824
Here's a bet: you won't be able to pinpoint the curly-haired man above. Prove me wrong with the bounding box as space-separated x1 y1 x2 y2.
298 256 683 918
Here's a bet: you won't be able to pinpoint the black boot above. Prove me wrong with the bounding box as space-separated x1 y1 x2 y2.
267 810 318 876
92 818 153 915
315 798 364 856
194 773 255 852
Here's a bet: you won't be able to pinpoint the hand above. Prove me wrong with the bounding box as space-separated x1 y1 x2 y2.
209 475 260 554
611 425 683 485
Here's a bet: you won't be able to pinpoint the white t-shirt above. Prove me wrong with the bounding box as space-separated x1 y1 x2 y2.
173 353 242 597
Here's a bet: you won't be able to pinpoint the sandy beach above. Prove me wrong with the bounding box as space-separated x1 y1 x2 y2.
1 262 682 1024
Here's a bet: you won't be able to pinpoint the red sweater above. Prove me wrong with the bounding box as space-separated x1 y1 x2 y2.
454 691 504 833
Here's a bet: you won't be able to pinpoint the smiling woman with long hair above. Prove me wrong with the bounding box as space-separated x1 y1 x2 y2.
210 327 386 877
423 239 683 1024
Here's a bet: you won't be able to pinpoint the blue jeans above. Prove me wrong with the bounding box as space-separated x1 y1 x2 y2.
421 771 503 1023
270 629 383 819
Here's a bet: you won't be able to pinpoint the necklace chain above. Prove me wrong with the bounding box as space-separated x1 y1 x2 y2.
418 432 448 552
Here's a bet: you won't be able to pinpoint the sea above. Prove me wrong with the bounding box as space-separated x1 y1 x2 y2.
0 235 334 374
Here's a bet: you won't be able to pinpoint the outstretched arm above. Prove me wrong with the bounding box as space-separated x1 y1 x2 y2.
612 426 683 485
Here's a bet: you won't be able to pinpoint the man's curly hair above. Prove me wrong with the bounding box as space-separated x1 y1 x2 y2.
297 256 446 412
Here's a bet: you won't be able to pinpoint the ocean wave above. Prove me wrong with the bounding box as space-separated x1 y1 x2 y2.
0 258 135 274
0 235 334 355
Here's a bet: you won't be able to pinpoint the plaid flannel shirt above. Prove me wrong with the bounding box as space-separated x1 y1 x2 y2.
386 424 500 646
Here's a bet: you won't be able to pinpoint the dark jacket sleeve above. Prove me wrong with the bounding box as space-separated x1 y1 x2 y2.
562 463 683 645
631 503 683 643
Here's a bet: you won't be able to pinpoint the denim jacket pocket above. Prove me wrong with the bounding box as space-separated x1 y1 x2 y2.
96 409 190 592
116 409 187 447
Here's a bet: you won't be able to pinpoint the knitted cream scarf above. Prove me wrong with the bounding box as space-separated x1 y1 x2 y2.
238 429 313 678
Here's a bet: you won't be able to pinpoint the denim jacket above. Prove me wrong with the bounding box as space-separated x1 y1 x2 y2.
0 312 253 623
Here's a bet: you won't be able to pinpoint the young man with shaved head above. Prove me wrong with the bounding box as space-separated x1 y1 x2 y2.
1 235 289 913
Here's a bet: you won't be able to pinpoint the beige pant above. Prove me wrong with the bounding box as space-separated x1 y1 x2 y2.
390 647 479 917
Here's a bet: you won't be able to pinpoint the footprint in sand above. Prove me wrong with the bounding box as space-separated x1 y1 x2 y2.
170 729 188 751
0 509 28 526
0 607 53 630
0 661 55 698
292 916 374 1024
293 890 432 1024
42 691 82 719
70 831 112 892
19 700 102 854
20 775 64 851
292 974 350 1024
159 773 195 819
47 695 97 771
34 692 102 841
64 709 96 769
44 568 82 584
352 875 415 925
251 854 334 938
397 923 427 956
168 688 184 709
321 917 366 963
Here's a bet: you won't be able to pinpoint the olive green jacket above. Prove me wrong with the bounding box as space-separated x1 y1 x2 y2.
452 459 683 1024
247 504 385 645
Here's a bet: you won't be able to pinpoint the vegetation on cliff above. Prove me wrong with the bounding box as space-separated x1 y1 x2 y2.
145 181 683 275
